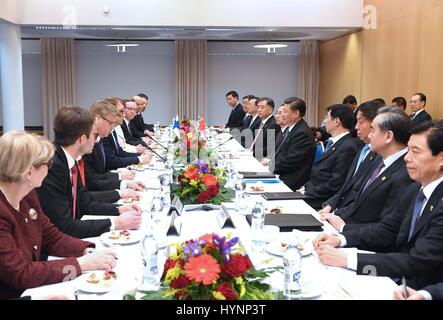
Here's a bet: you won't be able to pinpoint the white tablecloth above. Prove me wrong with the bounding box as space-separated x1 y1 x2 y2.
22 132 399 300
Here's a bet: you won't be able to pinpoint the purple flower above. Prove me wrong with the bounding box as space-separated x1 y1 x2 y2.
183 240 202 260
195 160 209 174
213 235 238 255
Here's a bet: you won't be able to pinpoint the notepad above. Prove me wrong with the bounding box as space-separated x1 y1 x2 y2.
239 171 277 179
246 214 323 232
261 192 309 201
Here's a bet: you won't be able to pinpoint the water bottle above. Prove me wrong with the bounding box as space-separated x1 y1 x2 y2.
250 200 265 252
139 214 160 291
234 174 246 213
283 241 302 299
150 195 164 224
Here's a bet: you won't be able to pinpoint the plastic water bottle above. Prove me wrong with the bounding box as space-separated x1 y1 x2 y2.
139 214 160 291
283 241 302 299
234 174 246 213
250 200 265 252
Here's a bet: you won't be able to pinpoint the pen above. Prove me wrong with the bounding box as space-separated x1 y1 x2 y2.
401 276 409 299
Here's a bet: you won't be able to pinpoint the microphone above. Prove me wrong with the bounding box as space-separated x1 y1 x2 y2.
148 136 168 151
146 146 167 162
213 136 234 149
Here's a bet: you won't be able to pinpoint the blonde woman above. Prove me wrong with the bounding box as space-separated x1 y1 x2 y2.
0 131 117 300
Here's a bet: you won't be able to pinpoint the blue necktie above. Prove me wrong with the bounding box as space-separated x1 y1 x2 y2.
408 190 427 241
353 144 371 176
98 140 106 167
325 139 333 152
112 131 121 156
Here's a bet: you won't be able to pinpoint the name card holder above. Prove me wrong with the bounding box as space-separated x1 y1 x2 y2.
216 205 235 229
168 196 183 216
166 211 182 236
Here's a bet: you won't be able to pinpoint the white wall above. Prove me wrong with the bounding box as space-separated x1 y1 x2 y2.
2 0 363 28
75 40 175 125
207 42 299 126
0 39 42 127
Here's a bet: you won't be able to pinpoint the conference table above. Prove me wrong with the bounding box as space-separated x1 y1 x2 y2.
22 129 399 300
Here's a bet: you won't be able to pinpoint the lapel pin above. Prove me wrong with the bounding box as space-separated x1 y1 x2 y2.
29 208 38 221
430 205 434 212
382 177 386 181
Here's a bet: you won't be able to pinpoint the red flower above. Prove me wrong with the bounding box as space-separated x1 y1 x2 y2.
214 282 238 300
199 233 215 244
184 167 199 180
222 254 248 278
162 258 184 278
202 174 217 187
184 254 221 285
174 290 190 300
171 275 190 289
207 185 219 197
244 255 253 270
197 191 211 204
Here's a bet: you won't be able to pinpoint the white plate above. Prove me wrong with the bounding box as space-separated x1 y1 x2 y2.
301 288 322 299
100 230 142 245
75 271 118 293
264 240 313 257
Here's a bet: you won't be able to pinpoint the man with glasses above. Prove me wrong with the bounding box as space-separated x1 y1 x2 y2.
38 106 142 239
121 99 149 148
83 100 147 194
133 93 154 134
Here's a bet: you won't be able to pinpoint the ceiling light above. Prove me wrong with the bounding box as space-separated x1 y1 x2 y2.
106 43 139 53
253 43 288 53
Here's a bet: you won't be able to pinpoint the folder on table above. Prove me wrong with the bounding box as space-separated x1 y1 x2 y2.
246 214 323 232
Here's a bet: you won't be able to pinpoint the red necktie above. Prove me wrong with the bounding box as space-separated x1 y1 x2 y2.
77 158 86 187
71 164 78 218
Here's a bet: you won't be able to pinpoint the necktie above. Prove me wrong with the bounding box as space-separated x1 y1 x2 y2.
98 140 106 167
243 115 252 128
362 160 385 192
325 139 333 152
275 128 289 154
71 164 78 218
77 158 85 186
408 190 427 241
353 145 371 176
410 113 416 120
112 131 121 156
249 122 265 150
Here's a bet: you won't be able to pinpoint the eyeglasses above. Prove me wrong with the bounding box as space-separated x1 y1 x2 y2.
100 115 117 126
124 106 137 112
36 159 54 169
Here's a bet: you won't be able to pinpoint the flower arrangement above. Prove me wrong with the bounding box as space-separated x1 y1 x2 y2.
173 119 212 164
141 233 278 300
171 160 234 205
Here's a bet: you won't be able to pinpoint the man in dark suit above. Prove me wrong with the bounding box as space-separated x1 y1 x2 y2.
394 281 443 300
324 107 414 232
320 101 383 217
233 96 261 148
83 100 147 194
266 97 315 190
223 90 245 130
409 92 432 126
37 106 142 239
314 120 443 290
121 99 149 148
133 93 154 133
301 104 358 208
249 97 281 160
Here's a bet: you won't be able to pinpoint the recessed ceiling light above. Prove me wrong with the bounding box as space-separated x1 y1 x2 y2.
254 44 288 49
106 43 139 53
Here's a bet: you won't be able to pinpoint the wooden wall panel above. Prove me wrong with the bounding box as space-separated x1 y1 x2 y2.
319 0 443 120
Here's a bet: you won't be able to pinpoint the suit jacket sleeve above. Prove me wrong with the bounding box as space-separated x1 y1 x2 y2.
356 204 443 286
342 170 414 231
343 184 418 251
89 190 120 203
83 153 121 191
424 283 443 300
38 161 112 239
274 128 314 174
102 136 140 170
306 139 357 199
